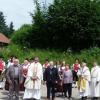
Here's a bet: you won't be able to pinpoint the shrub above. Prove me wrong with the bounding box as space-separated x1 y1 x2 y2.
1 44 100 69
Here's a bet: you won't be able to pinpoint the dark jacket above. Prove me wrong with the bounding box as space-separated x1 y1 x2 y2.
43 67 59 83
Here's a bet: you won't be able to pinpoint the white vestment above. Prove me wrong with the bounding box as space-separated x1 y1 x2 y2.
91 66 100 97
23 62 43 99
77 66 91 97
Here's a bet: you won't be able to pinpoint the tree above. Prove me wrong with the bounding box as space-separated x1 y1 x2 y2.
30 0 48 48
9 22 15 37
30 0 100 50
0 11 10 37
45 0 100 50
12 0 100 51
12 24 33 47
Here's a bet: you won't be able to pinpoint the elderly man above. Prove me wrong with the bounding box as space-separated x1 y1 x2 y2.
91 62 100 100
44 61 59 100
23 57 43 100
6 59 23 100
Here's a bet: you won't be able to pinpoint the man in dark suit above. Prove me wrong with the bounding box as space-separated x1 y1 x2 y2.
6 59 23 100
44 61 59 100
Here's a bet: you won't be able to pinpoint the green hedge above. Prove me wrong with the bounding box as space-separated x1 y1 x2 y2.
1 44 100 69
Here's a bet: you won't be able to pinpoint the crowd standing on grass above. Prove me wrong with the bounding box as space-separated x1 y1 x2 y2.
0 56 100 100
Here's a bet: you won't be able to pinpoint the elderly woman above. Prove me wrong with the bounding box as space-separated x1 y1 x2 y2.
62 64 73 99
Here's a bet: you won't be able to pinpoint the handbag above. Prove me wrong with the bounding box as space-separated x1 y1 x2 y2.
24 77 34 89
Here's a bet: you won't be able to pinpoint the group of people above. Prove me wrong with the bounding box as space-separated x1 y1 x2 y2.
43 58 100 100
77 61 100 100
0 56 43 100
0 56 100 100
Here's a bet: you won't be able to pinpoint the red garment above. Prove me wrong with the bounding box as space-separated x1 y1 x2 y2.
21 64 30 91
22 65 30 76
43 63 50 68
0 61 4 71
73 63 80 72
22 69 28 76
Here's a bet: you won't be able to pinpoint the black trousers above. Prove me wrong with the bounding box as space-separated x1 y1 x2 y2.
72 70 78 82
92 97 98 100
46 82 55 100
63 83 72 98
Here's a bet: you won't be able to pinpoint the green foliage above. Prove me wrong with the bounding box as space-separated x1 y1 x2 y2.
9 22 15 37
0 11 9 36
1 44 100 69
45 0 100 50
0 11 14 37
11 0 100 51
12 24 33 47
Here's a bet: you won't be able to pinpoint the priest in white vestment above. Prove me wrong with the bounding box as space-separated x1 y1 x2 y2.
77 62 91 100
23 57 43 100
91 62 100 99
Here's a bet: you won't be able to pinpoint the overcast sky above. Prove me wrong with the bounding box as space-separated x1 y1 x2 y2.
0 0 53 30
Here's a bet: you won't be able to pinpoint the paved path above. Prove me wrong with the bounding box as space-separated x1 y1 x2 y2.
0 84 91 100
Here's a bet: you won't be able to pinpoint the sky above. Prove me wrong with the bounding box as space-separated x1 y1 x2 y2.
0 0 53 30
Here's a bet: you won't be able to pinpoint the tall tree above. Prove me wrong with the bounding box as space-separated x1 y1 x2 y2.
12 0 100 51
45 0 100 50
30 0 48 48
9 22 15 37
0 11 9 37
